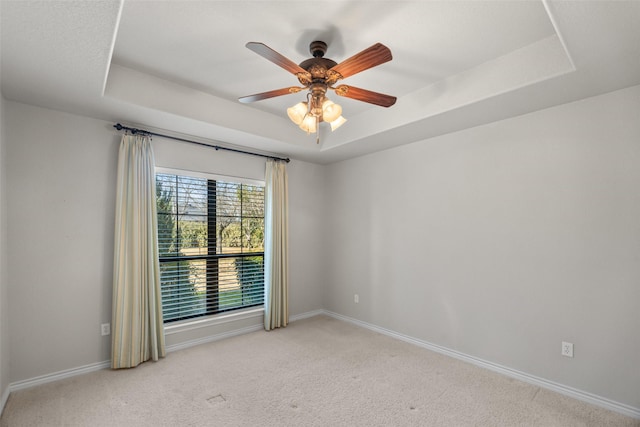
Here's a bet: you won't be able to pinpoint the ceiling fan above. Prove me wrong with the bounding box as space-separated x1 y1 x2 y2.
239 40 396 141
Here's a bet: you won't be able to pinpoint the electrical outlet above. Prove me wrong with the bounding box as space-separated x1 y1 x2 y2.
101 323 111 336
354 294 359 303
561 341 574 358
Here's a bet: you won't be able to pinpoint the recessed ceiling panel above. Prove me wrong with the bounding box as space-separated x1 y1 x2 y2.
112 1 555 117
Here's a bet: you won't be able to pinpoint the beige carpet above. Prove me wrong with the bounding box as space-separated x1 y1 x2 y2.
1 315 638 426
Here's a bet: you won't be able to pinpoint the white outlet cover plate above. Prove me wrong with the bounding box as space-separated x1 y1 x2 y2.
562 341 574 357
101 323 111 336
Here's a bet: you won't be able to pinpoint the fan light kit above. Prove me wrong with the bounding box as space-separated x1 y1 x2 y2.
239 40 396 143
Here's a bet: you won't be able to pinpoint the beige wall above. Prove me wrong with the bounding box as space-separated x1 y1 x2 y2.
324 85 640 409
6 102 120 382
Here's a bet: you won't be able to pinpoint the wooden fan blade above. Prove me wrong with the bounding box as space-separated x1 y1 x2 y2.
246 42 308 76
329 43 392 80
239 87 304 103
333 85 396 107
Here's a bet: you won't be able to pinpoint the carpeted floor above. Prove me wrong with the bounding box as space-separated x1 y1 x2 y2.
1 315 638 426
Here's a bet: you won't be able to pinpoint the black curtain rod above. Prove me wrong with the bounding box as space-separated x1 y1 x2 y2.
113 123 290 163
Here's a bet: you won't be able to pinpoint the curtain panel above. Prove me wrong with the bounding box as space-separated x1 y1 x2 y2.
112 134 165 369
264 159 289 330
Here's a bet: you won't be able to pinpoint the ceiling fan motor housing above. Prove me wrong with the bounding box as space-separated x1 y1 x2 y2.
298 41 338 84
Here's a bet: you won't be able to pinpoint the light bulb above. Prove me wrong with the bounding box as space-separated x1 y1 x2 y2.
329 116 347 131
287 102 308 125
299 115 317 133
322 99 342 123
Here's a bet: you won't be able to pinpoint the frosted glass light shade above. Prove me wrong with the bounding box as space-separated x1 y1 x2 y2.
299 115 317 133
287 102 307 125
329 116 347 131
322 100 342 123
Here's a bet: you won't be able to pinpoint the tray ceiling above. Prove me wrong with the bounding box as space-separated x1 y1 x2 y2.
2 1 639 163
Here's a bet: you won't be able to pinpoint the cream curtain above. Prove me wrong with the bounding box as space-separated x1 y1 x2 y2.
112 134 165 369
264 159 289 330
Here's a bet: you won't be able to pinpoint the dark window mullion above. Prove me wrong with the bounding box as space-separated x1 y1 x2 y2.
239 184 243 304
206 179 219 314
173 175 187 320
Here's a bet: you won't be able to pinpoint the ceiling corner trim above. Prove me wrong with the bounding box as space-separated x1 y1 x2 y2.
541 0 576 71
101 0 125 97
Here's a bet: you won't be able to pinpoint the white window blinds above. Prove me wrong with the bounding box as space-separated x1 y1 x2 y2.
156 171 265 323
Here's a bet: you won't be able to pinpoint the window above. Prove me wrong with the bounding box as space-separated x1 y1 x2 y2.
156 170 265 323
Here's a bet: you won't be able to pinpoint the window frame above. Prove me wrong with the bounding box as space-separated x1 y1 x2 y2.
155 167 266 324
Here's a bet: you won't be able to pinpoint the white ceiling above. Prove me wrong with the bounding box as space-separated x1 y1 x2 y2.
2 1 640 164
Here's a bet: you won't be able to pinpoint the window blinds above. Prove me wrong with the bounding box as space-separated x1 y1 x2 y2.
156 172 265 323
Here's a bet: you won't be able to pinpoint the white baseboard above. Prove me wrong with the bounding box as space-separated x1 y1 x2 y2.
6 329 269 394
5 309 316 395
322 310 640 420
9 360 111 392
290 309 325 322
7 326 268 395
